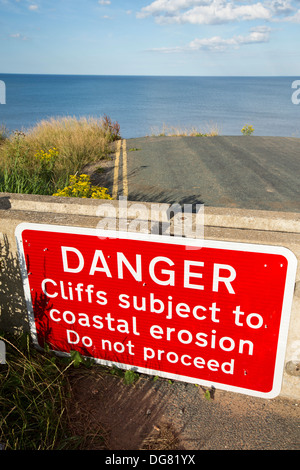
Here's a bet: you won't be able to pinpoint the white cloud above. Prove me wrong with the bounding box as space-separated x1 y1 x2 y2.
191 29 271 50
28 4 38 10
150 26 272 53
9 32 28 40
268 0 295 16
284 9 300 20
177 4 271 24
98 0 111 4
138 1 300 57
137 0 211 18
137 0 300 24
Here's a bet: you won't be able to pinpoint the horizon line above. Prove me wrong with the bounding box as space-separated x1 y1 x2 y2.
0 73 299 78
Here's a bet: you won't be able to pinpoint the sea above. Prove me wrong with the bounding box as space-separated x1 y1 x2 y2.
0 74 300 139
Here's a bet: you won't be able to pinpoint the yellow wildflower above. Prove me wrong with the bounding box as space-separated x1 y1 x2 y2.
35 147 59 162
53 174 112 199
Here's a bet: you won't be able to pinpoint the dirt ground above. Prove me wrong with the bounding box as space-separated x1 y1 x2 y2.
66 366 300 451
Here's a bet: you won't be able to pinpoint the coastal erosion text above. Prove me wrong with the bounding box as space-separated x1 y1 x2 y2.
17 224 296 397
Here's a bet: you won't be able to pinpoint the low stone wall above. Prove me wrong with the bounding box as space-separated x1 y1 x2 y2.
0 192 299 399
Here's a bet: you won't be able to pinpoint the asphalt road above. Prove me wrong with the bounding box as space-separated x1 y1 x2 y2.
83 136 300 450
112 136 300 212
69 367 300 451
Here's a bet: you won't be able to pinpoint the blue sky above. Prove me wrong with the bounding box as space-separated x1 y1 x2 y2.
0 0 299 75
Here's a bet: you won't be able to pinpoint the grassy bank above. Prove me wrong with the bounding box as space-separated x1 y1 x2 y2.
0 115 120 197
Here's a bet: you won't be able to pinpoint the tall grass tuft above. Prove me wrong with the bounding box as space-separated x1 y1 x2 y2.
150 123 220 137
0 333 79 450
0 116 120 195
0 125 9 144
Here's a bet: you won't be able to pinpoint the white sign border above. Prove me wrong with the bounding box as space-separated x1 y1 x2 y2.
15 222 298 399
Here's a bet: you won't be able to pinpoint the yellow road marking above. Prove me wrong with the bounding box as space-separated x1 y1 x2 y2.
112 139 121 199
122 139 128 198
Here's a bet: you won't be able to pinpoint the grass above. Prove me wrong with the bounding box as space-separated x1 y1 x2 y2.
0 115 120 196
0 125 8 144
0 333 142 450
0 332 108 450
150 122 220 137
0 332 76 449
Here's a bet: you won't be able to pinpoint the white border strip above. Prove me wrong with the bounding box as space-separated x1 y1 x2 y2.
15 222 298 399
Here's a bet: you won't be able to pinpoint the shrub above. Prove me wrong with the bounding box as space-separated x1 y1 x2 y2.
102 114 121 142
241 124 254 135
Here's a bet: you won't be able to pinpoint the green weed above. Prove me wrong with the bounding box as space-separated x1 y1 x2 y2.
241 124 254 135
123 369 139 385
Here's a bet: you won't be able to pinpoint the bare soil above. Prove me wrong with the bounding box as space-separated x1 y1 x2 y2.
66 366 300 451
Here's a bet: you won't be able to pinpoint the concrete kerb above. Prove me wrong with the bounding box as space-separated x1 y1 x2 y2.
2 192 300 233
0 192 299 400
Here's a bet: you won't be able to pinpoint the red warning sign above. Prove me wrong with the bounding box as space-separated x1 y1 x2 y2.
16 223 297 398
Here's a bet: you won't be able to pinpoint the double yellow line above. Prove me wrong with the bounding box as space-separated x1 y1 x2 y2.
112 139 128 199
